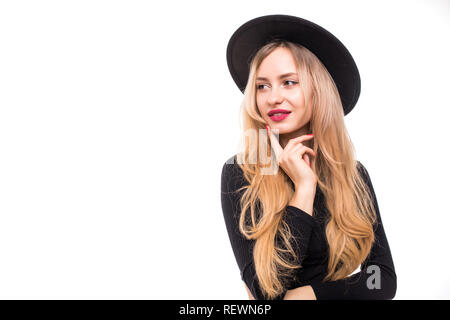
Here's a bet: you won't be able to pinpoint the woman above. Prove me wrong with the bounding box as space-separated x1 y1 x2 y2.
221 15 396 300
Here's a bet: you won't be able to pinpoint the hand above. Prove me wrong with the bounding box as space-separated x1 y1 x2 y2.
266 125 317 189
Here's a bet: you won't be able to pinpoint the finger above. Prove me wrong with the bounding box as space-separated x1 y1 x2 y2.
283 134 315 154
265 125 283 161
286 134 315 147
304 154 310 168
290 144 317 158
289 145 316 167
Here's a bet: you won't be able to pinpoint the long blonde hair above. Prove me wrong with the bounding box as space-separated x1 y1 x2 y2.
234 40 377 299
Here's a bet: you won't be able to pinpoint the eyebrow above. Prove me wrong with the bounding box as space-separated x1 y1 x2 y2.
256 72 298 81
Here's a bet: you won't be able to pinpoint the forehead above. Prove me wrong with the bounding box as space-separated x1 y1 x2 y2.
256 47 298 78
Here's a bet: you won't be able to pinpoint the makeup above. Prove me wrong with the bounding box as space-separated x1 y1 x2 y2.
269 113 290 122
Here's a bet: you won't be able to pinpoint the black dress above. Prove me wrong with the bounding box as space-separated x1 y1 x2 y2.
220 155 397 300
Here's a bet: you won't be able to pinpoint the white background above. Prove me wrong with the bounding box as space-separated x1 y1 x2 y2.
0 0 449 299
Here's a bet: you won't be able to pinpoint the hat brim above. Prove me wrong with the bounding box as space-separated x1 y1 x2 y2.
226 14 361 116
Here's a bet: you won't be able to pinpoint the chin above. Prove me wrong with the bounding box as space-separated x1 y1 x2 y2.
269 123 294 135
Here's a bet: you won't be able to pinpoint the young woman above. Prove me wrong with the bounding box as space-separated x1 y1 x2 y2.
221 15 396 300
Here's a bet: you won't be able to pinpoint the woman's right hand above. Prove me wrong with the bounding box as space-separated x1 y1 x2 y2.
266 125 317 190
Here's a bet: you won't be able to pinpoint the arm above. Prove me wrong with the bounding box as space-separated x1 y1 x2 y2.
221 156 318 300
284 285 317 300
244 282 255 300
299 162 397 300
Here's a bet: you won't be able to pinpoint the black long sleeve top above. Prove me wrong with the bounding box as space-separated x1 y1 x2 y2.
220 155 397 300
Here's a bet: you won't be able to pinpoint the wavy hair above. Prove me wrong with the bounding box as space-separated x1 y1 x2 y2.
234 40 377 299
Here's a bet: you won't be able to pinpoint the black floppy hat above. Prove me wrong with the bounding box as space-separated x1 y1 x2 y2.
226 14 361 116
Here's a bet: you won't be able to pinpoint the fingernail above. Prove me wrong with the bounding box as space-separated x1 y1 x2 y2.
308 134 314 136
265 125 270 135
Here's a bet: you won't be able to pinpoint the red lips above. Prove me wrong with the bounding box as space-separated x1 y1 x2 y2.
268 109 291 116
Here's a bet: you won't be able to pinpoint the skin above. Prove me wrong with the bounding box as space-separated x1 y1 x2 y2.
255 47 313 149
244 47 318 300
256 47 317 189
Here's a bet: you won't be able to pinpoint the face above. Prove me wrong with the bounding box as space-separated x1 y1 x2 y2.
255 47 312 146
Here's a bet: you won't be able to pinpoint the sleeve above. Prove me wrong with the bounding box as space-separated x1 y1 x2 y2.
220 156 318 300
308 161 397 300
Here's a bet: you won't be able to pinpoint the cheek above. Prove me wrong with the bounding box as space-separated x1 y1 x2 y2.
256 95 266 116
291 90 306 108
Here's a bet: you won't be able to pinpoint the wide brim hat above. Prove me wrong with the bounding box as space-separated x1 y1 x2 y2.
226 14 361 116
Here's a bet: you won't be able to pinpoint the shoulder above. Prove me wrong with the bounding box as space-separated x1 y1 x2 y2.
221 154 247 192
224 154 238 166
355 160 366 173
355 160 372 184
221 154 243 177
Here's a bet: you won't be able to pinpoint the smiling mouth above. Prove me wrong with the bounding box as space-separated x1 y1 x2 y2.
270 112 289 116
269 112 291 122
267 110 291 117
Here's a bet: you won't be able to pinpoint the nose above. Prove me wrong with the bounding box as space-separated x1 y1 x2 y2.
268 86 284 105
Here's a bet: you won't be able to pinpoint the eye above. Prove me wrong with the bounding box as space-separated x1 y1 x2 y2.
256 84 267 90
285 80 298 86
